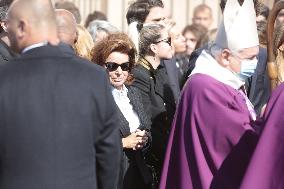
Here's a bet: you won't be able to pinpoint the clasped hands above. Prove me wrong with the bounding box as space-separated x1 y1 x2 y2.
122 129 150 150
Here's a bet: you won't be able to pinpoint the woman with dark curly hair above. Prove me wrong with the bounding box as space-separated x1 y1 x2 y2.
91 33 152 189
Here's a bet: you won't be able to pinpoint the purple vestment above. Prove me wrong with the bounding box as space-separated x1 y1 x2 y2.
159 74 257 189
239 83 284 189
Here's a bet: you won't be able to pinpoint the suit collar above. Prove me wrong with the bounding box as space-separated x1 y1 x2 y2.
22 41 48 54
19 44 72 60
0 39 18 61
58 42 76 56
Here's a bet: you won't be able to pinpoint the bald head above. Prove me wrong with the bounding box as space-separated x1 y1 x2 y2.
55 9 77 46
7 0 59 52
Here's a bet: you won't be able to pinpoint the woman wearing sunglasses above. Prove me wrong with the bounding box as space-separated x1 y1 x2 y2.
132 23 174 184
91 33 152 189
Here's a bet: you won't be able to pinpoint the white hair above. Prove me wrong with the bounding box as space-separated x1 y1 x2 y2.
87 20 119 41
209 42 242 60
209 43 223 58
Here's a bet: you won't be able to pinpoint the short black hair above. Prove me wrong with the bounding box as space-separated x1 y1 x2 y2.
136 0 164 8
126 0 164 25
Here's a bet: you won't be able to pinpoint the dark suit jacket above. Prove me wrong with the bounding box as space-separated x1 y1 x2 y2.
0 44 121 189
117 86 152 189
163 59 180 103
0 38 18 65
58 42 75 56
245 47 270 115
132 63 176 126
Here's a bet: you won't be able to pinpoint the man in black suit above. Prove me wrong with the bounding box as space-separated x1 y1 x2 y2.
0 0 121 189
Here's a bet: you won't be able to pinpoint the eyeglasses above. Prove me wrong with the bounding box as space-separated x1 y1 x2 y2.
105 62 130 72
155 37 171 46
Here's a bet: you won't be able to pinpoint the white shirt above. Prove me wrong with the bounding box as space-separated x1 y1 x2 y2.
22 41 48 54
191 49 244 90
111 85 141 133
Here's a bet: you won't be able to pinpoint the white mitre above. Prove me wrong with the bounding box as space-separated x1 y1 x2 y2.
215 0 259 51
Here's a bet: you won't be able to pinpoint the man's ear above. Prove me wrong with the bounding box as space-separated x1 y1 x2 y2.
17 19 28 38
220 48 232 66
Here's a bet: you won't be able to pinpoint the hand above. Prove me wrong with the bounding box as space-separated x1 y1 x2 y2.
134 129 149 150
122 131 145 150
122 129 150 150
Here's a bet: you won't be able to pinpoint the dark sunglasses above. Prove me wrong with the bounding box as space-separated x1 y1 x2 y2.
155 37 171 46
105 62 130 72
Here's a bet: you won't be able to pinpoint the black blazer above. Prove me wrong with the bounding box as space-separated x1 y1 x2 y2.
117 86 152 189
132 64 176 125
132 59 176 170
0 44 121 189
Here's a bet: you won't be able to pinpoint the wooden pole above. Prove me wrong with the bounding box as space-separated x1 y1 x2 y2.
267 0 284 90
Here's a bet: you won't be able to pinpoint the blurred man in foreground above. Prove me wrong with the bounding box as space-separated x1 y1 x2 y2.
0 0 121 189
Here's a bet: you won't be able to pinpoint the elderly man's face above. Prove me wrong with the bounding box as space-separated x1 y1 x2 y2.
228 46 259 74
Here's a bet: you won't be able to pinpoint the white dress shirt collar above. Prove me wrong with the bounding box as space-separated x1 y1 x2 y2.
22 41 48 54
111 85 141 133
191 49 244 90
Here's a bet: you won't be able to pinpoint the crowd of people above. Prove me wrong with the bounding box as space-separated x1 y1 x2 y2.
1 0 284 189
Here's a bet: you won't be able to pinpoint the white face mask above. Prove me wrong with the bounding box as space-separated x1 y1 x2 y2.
237 58 258 82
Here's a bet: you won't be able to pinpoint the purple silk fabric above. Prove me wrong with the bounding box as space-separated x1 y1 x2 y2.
159 74 257 189
240 83 284 189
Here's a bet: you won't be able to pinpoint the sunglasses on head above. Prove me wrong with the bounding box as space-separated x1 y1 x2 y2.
105 62 130 72
155 37 171 46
